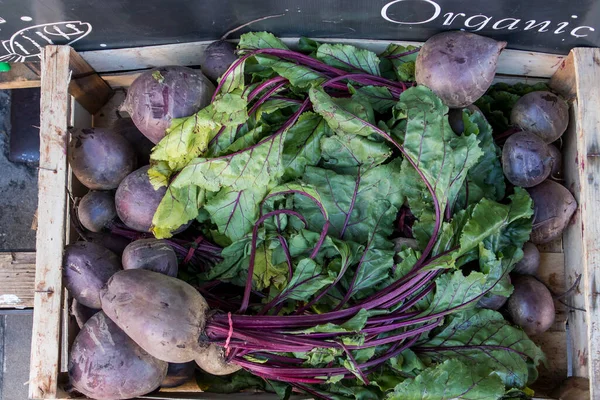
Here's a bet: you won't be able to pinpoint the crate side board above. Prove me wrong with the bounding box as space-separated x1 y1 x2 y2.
29 45 72 400
0 37 565 91
550 47 600 399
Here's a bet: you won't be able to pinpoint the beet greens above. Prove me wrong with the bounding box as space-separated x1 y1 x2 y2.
148 32 543 399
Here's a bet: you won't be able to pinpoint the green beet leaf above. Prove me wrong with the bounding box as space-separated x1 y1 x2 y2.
350 85 397 114
238 31 289 51
172 127 288 192
282 112 330 179
388 359 505 400
416 308 545 388
256 56 327 88
204 185 268 242
457 109 505 208
294 161 403 245
278 259 335 302
380 44 419 82
316 43 381 76
150 91 248 173
151 185 204 238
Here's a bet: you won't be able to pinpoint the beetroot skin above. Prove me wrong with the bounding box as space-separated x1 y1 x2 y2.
416 31 506 108
122 66 215 144
69 312 167 399
115 166 166 232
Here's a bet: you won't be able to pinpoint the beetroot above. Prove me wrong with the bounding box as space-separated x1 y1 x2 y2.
195 343 241 376
112 117 154 165
548 144 562 179
122 66 215 144
85 232 132 256
511 91 569 143
69 311 167 399
513 242 540 275
63 242 121 309
115 166 166 232
202 41 237 83
68 128 136 190
161 362 196 388
477 293 508 310
78 191 117 233
122 238 178 277
100 269 210 363
448 104 483 134
415 31 506 108
527 180 577 244
507 275 555 336
502 131 552 188
71 299 99 328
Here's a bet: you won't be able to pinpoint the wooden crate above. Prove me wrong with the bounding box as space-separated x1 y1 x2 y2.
26 41 600 400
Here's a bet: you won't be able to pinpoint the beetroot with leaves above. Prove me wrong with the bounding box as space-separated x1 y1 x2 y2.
415 31 506 108
122 66 215 144
68 128 136 190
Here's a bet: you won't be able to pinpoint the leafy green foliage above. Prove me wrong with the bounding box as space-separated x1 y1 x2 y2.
147 32 541 398
316 43 381 76
388 359 505 400
417 309 545 388
380 44 419 81
204 186 267 242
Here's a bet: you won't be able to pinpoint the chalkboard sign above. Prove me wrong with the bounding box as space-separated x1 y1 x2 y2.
0 0 598 61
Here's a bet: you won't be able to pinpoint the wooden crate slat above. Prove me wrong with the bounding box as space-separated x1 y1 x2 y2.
0 252 36 309
66 47 114 114
28 45 71 400
550 47 600 399
77 38 564 78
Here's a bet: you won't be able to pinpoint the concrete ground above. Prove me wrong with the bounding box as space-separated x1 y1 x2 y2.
0 89 37 400
0 311 33 400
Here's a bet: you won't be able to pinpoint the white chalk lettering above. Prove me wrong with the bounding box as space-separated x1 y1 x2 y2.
554 21 569 34
442 12 466 26
492 18 521 30
523 20 551 32
381 0 441 24
571 26 595 38
464 14 493 31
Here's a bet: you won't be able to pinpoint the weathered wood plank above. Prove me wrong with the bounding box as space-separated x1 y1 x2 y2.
535 252 568 332
0 252 35 309
28 45 71 400
550 47 600 399
78 38 564 78
0 62 41 89
67 47 113 114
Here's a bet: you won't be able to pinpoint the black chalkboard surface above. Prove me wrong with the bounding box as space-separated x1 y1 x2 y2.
0 0 598 62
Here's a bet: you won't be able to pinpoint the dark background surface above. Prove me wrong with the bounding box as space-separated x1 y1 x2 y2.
0 0 598 58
